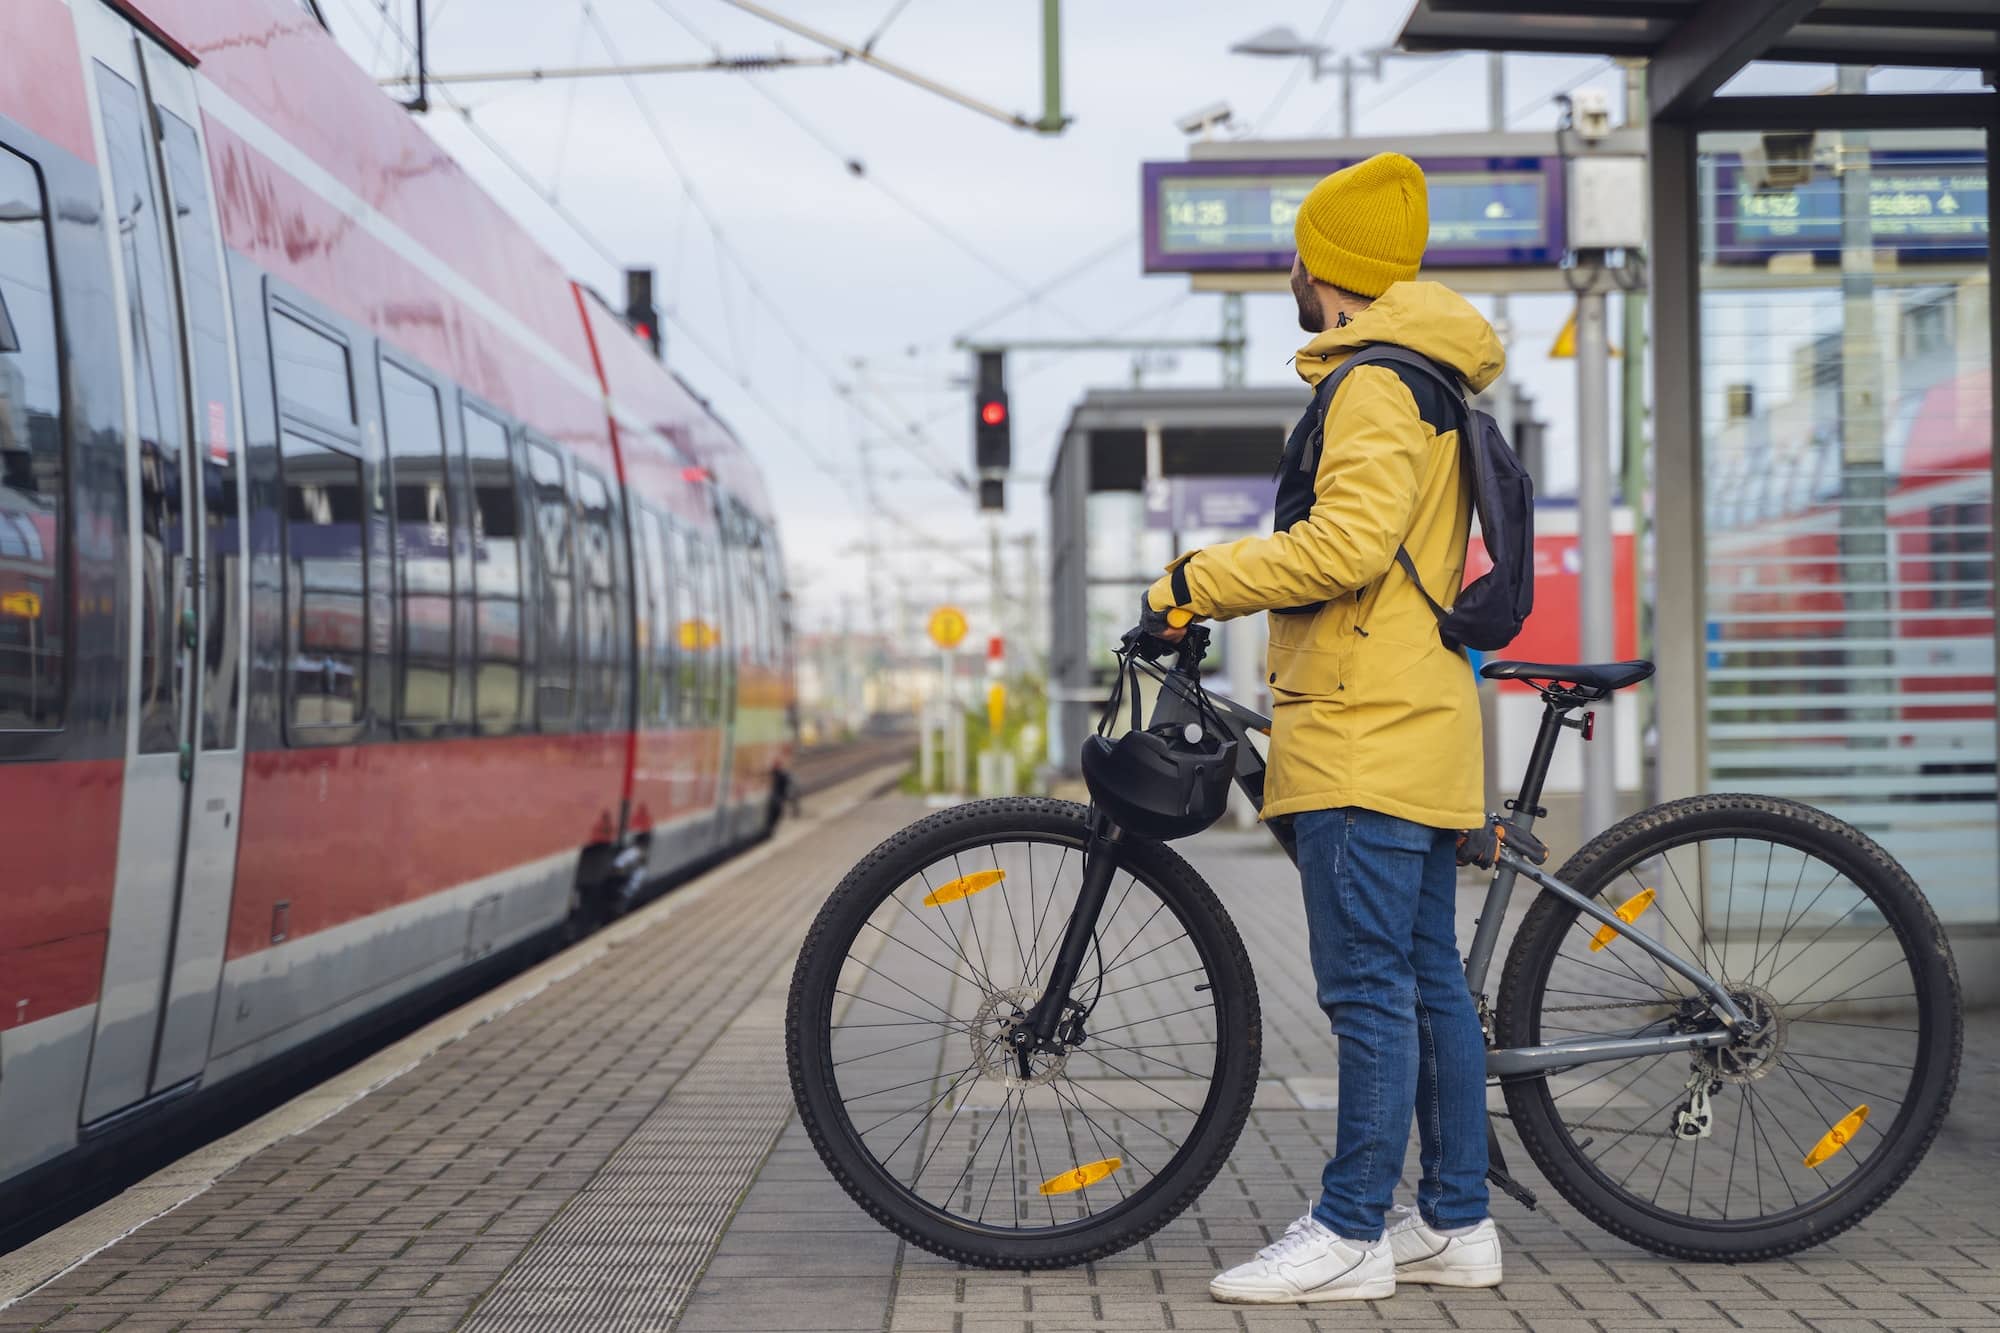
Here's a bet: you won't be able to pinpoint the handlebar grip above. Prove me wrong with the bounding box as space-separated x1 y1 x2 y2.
1166 607 1194 629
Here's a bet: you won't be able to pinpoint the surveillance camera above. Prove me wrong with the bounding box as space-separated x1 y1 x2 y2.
1176 102 1236 138
1572 88 1612 142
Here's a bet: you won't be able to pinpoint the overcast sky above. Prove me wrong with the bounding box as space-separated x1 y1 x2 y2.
322 0 1975 641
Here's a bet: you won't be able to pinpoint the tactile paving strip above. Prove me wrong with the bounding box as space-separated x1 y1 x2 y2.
460 991 797 1331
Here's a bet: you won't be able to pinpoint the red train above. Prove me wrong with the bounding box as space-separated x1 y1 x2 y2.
0 0 794 1190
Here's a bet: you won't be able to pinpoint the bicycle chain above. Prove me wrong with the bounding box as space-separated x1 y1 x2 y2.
1491 999 1696 1141
1487 1109 1678 1140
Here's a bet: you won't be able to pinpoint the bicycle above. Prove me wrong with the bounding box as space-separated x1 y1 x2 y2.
786 622 1962 1268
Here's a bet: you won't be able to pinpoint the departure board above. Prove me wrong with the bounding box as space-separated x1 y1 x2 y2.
1713 149 1988 263
1142 156 1566 273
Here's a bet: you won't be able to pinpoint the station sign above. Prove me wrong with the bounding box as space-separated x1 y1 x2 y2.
1142 156 1566 274
1713 149 1988 263
1142 476 1273 532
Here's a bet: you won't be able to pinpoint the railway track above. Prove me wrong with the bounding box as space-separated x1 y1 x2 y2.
790 731 917 795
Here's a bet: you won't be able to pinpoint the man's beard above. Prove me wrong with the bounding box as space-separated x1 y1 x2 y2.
1291 264 1325 333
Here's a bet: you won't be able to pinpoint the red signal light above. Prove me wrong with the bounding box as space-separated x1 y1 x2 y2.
980 400 1007 427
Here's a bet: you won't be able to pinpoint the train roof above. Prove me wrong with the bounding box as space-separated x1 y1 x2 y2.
119 0 774 526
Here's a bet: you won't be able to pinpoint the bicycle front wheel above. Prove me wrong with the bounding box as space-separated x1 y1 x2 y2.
786 797 1260 1269
1495 794 1961 1261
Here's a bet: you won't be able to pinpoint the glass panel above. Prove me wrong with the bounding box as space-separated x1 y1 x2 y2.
382 362 452 725
574 468 621 727
159 111 241 752
1086 490 1173 580
527 440 573 723
0 147 63 730
282 433 366 727
651 511 674 724
704 532 726 721
101 65 188 755
1698 129 1995 926
270 308 353 425
460 406 521 733
671 522 699 725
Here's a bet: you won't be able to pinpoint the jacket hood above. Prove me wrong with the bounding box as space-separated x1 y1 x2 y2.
1295 280 1505 394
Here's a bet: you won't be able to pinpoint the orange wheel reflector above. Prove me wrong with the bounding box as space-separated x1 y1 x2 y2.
1803 1104 1870 1167
1589 887 1656 952
922 869 1005 907
1038 1157 1121 1195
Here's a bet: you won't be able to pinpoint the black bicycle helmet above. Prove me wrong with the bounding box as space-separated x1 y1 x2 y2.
1080 720 1238 841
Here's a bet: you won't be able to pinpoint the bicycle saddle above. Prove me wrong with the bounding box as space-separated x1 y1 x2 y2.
1479 659 1655 700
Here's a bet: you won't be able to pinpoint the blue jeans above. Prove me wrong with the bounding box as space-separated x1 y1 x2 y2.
1295 806 1489 1240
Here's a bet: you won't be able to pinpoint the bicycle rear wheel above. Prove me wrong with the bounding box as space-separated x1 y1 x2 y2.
786 797 1260 1269
1495 794 1961 1261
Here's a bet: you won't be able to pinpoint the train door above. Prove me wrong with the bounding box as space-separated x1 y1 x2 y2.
73 4 248 1123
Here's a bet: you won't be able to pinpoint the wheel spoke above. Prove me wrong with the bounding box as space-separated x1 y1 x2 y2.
807 824 1236 1242
1515 814 1945 1240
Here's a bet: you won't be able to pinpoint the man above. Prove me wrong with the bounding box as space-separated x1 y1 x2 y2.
1139 152 1505 1304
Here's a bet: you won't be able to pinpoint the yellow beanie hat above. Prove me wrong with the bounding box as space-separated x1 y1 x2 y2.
1293 152 1429 297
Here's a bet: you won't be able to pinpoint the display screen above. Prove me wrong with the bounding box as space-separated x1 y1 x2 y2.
1142 156 1566 272
1713 149 1988 263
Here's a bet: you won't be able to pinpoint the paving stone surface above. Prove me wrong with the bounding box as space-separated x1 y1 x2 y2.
3 804 1994 1333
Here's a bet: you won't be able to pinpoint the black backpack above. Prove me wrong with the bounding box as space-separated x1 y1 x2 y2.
1309 344 1535 652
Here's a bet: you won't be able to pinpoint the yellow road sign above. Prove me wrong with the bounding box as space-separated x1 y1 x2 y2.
1549 310 1619 360
0 590 42 619
927 605 968 651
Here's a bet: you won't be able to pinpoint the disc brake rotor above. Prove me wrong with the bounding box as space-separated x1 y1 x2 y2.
1698 984 1788 1083
970 986 1070 1088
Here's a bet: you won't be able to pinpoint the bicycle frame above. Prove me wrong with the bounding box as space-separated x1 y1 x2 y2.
1034 636 1752 1086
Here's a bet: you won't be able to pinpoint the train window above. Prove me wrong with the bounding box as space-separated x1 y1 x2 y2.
382 362 453 728
101 67 190 754
281 434 367 729
574 467 622 727
526 439 574 726
642 510 674 725
669 521 698 725
158 109 241 752
270 309 353 427
708 528 732 720
0 146 63 732
460 404 522 733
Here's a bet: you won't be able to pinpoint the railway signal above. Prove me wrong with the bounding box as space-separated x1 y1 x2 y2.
973 350 1008 512
625 266 662 359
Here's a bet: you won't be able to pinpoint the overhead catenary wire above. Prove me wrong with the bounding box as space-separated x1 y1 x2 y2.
1311 49 1465 134
861 0 917 53
349 0 879 519
642 0 1093 335
1507 56 1616 126
577 0 990 471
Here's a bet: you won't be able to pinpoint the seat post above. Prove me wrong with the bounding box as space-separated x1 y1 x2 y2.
1509 699 1569 830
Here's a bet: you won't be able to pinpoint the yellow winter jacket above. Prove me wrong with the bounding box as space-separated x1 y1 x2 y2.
1146 281 1505 829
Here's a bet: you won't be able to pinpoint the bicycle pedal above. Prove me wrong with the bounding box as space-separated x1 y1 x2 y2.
1487 1166 1539 1211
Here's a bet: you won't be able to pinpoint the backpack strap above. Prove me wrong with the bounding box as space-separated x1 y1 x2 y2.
1306 344 1471 628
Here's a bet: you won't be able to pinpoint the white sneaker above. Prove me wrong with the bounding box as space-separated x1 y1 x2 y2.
1208 1214 1396 1305
1386 1206 1503 1287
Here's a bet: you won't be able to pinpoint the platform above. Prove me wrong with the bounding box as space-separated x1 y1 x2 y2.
2 788 1994 1333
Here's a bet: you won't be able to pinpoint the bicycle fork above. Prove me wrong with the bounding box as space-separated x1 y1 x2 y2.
1019 816 1125 1057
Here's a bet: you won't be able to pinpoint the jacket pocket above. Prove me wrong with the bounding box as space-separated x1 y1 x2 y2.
1266 609 1344 701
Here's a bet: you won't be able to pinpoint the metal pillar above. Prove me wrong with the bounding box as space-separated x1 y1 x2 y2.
1481 50 1512 812
1648 121 1705 806
1576 280 1617 836
1037 0 1066 134
1619 61 1654 801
